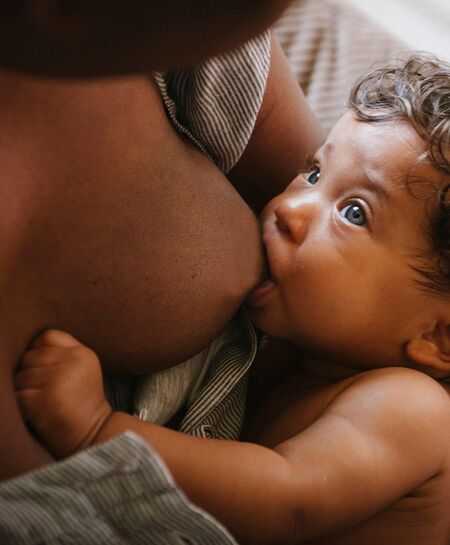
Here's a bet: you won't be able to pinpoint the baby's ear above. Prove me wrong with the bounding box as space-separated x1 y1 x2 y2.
406 322 450 374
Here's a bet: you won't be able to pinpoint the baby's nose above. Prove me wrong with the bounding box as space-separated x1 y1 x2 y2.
274 196 316 244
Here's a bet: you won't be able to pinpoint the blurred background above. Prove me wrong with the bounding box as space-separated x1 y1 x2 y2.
346 0 450 61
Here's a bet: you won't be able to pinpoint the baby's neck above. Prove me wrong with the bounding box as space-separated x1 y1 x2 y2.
250 338 363 405
258 337 363 381
260 338 450 393
296 352 364 381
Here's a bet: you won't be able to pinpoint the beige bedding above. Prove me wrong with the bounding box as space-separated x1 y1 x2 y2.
275 0 408 133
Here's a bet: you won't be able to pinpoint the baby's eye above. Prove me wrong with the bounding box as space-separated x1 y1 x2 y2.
340 204 367 227
306 168 320 185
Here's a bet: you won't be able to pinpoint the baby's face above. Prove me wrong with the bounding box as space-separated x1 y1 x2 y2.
247 112 442 368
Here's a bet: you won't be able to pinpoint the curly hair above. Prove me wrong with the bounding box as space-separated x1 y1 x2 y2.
349 53 450 296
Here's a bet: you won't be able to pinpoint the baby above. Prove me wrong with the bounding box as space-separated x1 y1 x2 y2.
15 54 450 545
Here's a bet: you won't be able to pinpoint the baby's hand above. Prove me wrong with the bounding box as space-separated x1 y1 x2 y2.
15 330 112 459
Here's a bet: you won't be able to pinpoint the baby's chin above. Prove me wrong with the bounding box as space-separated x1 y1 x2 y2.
245 300 278 337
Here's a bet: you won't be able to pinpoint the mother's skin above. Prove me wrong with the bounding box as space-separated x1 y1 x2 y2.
0 1 322 480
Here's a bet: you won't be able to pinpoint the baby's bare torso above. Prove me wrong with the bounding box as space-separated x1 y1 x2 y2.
246 353 450 545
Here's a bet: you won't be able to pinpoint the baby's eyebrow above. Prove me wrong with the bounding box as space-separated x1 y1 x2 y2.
358 169 392 204
316 142 332 162
321 141 333 156
320 142 391 204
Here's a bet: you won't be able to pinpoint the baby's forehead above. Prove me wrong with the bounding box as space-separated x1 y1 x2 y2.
323 113 435 185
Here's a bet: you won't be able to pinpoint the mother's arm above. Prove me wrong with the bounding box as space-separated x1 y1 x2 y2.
229 33 324 212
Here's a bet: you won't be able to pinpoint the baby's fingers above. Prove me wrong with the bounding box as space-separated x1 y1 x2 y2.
20 346 67 370
31 329 82 350
14 366 56 392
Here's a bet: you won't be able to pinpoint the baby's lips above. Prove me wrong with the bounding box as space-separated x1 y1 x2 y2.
246 279 276 308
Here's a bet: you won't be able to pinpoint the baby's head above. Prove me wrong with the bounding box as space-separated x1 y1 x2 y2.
248 53 450 378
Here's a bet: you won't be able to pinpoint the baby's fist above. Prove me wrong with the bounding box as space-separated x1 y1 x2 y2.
15 330 112 459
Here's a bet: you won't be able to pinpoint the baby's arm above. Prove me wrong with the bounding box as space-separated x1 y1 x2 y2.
15 331 449 544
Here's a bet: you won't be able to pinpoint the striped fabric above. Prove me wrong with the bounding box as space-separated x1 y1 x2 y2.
153 32 271 173
179 309 258 440
0 2 409 543
133 309 258 440
106 309 259 442
0 433 237 545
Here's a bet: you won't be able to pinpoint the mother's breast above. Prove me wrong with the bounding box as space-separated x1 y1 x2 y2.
4 74 263 374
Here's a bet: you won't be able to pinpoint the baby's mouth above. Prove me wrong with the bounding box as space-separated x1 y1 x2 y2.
246 244 277 308
260 216 281 282
246 276 277 308
262 244 270 280
262 242 277 284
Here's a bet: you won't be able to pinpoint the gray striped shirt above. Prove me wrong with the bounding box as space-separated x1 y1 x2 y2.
0 433 237 545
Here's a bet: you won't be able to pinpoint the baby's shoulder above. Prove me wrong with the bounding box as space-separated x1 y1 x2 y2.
332 367 450 438
347 366 449 400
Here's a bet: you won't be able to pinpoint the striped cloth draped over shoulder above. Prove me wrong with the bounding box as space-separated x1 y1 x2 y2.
153 31 271 173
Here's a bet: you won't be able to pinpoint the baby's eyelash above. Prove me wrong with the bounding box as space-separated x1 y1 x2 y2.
302 155 320 174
